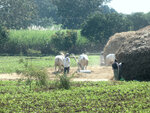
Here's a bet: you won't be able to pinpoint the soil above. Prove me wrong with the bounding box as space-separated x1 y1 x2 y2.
0 66 114 81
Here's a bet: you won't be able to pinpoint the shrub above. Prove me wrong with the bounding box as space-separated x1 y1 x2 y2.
51 30 77 53
55 73 74 90
16 62 48 90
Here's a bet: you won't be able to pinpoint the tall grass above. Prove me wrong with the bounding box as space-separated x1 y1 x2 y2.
9 29 56 41
6 29 88 55
9 29 87 44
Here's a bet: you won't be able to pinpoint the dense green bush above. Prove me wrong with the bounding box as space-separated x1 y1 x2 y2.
51 30 78 53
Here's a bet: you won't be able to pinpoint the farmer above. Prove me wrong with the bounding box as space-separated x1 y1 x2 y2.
64 53 70 74
112 59 119 80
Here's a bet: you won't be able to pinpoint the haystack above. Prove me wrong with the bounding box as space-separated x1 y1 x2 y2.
103 31 135 61
116 26 150 81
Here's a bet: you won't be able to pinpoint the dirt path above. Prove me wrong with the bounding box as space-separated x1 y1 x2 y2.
0 66 114 81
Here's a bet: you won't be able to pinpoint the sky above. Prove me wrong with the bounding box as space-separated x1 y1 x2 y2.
107 0 150 14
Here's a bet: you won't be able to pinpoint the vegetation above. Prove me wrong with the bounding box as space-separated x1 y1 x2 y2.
0 81 150 112
16 62 49 90
33 0 58 27
0 29 86 55
1 0 150 52
0 56 54 73
55 74 74 89
51 30 78 53
6 29 55 55
81 12 150 45
0 0 37 29
53 0 111 29
0 25 9 53
0 55 100 74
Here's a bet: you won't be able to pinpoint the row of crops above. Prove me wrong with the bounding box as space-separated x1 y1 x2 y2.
0 81 150 112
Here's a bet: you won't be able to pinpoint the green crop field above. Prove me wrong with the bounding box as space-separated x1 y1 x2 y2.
0 81 150 112
0 55 100 74
8 29 88 46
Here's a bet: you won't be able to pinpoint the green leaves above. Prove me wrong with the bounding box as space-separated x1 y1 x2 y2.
0 81 150 113
0 0 37 29
81 12 131 44
0 81 150 112
53 0 111 29
51 30 77 53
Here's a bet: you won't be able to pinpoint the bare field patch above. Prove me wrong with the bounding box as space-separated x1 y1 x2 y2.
0 66 114 81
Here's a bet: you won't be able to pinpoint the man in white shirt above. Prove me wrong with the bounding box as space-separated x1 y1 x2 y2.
64 53 70 74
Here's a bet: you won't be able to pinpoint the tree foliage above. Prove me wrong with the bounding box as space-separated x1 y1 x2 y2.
33 0 59 27
0 25 9 53
127 12 149 30
81 13 131 44
53 0 111 29
0 0 37 29
51 30 77 53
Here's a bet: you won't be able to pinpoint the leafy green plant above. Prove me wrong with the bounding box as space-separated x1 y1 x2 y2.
1 81 150 112
55 73 75 89
16 61 48 90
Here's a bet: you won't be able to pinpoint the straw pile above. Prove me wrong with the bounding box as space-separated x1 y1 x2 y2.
116 26 150 80
103 31 135 60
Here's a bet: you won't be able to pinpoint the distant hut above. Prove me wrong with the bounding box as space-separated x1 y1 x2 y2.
116 26 150 81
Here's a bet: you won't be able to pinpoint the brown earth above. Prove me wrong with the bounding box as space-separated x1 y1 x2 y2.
0 66 114 81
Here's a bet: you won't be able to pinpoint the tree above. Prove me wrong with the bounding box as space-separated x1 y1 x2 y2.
53 0 111 29
127 12 149 30
0 0 37 29
0 25 9 53
145 12 150 24
81 12 131 44
33 0 59 27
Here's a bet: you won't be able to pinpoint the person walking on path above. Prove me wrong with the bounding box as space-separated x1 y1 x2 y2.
64 53 70 74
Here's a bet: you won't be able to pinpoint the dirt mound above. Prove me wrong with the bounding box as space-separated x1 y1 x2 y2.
116 27 150 80
103 31 135 61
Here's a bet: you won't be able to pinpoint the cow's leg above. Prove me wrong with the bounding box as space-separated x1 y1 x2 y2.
58 66 61 72
55 64 57 72
77 64 81 72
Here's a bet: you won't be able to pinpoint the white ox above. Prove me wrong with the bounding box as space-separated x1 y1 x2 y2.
55 55 64 72
78 54 88 70
105 54 115 66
